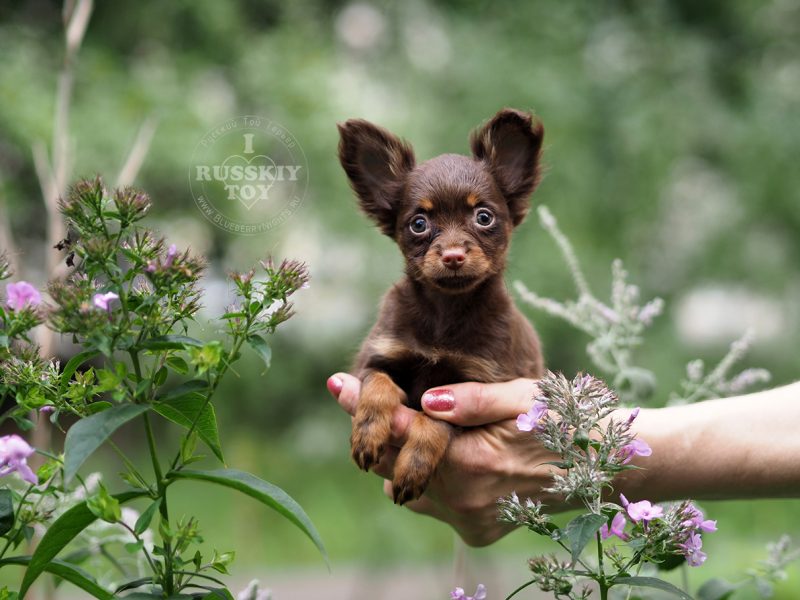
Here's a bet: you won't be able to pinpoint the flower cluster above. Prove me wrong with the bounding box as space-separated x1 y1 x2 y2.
496 369 718 599
528 557 590 598
515 371 649 505
497 492 553 536
673 330 771 405
225 258 310 339
515 207 664 403
602 497 717 568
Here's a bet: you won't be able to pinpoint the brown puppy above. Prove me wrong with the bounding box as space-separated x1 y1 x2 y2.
337 108 545 504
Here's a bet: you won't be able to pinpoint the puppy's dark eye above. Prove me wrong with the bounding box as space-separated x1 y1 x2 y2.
475 208 494 227
409 215 429 235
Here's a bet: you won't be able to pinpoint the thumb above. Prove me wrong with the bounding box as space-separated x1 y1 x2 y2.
420 378 538 426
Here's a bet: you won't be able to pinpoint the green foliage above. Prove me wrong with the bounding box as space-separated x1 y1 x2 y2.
1 178 321 597
168 469 327 564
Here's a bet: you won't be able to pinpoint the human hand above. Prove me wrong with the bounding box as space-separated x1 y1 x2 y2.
327 373 564 546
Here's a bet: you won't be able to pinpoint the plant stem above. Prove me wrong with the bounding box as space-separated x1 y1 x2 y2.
0 484 35 560
597 532 609 600
143 412 174 596
504 579 538 600
168 330 247 471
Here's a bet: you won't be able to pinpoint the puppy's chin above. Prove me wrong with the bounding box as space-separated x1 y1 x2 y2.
427 273 485 295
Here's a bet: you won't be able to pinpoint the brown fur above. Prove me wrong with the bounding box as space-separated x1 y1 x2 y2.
338 108 545 503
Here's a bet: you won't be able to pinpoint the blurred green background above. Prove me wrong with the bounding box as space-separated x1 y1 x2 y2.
1 0 799 598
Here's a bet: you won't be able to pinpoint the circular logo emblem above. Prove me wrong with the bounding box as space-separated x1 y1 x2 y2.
189 116 308 235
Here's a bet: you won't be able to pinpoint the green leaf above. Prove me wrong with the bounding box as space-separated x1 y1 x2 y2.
135 499 160 535
64 404 151 482
154 366 168 387
169 469 327 564
563 513 606 563
0 556 113 599
58 350 100 398
697 578 738 600
86 484 122 523
157 379 208 402
246 334 271 371
18 491 146 597
166 356 189 375
140 335 204 350
124 540 144 554
614 576 695 600
153 394 223 463
0 489 13 535
94 368 122 393
86 401 113 415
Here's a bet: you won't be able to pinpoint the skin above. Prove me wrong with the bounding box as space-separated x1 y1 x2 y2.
327 373 800 547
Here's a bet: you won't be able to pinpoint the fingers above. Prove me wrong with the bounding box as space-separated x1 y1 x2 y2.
327 372 416 446
420 378 538 426
327 373 360 415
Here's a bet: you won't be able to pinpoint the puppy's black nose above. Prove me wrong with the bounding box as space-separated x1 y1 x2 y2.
442 248 466 270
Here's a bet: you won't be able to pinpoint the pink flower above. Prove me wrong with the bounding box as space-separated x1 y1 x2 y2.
679 532 707 567
620 494 663 523
0 434 38 484
451 584 486 600
517 400 547 432
600 512 628 540
93 292 119 311
619 438 652 464
6 281 41 310
626 407 640 424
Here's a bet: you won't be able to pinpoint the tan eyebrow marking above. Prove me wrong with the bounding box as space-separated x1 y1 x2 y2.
466 193 479 207
419 198 434 211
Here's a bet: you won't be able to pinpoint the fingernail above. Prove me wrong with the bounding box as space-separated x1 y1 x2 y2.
422 389 455 412
327 375 343 396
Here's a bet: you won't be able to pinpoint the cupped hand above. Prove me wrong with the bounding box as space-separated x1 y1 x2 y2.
327 373 563 546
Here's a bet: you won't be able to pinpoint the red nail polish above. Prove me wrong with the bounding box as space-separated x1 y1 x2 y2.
327 375 343 396
422 389 455 412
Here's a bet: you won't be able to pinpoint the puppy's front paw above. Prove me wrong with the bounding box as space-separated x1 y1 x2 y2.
392 452 434 505
350 413 391 472
391 414 452 505
350 371 404 472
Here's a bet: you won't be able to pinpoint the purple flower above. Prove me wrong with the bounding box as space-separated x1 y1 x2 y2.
6 281 41 310
620 494 663 523
164 244 178 267
93 292 119 311
451 584 486 600
682 504 717 533
0 434 38 484
618 438 652 464
600 512 628 540
39 405 55 414
626 407 640 424
517 400 547 432
679 532 707 567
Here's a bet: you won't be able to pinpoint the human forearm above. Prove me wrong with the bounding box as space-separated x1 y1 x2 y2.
618 382 800 502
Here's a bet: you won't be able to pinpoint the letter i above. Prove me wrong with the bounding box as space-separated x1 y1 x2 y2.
243 133 255 155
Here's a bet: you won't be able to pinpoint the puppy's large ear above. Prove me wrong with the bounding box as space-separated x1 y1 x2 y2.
470 108 544 226
338 119 415 236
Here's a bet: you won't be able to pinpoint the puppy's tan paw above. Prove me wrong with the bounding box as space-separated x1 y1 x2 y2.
392 452 434 505
350 415 390 472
